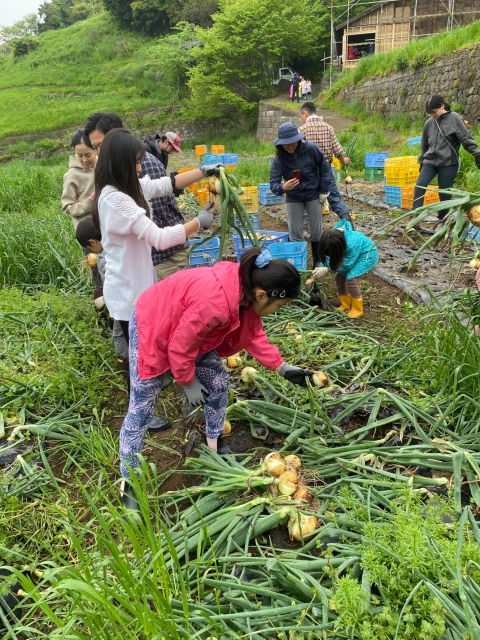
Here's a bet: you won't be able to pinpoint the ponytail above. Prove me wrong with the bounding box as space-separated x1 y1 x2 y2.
239 248 301 305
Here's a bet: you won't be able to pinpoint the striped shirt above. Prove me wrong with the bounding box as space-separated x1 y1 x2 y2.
299 115 344 163
140 152 189 266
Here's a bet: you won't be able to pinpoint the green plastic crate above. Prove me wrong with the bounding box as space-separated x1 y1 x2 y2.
363 167 384 182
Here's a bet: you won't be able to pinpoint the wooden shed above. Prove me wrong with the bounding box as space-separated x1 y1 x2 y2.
335 0 480 69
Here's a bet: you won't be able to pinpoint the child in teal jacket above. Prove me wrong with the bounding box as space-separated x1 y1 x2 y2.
312 220 378 318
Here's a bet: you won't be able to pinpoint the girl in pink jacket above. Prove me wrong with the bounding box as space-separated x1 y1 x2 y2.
120 248 314 509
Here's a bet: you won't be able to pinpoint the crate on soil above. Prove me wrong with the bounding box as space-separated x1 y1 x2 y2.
178 167 198 194
384 157 419 186
197 189 209 206
189 237 220 267
407 136 422 146
258 183 284 206
203 154 220 164
363 167 384 182
269 241 307 269
401 186 440 209
195 144 207 161
364 152 389 168
224 153 239 165
234 230 289 261
333 168 341 184
385 186 402 207
232 212 260 234
211 145 225 154
238 186 259 213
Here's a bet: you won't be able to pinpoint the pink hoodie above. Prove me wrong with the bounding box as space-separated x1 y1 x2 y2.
135 261 284 384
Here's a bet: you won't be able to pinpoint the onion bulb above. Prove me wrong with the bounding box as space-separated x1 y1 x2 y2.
223 420 232 436
86 253 98 268
288 514 318 541
312 371 329 387
469 258 480 270
344 175 352 184
277 470 298 496
240 366 258 383
468 205 480 227
226 353 243 368
304 278 314 286
208 178 222 195
263 452 286 478
284 454 302 472
293 485 312 502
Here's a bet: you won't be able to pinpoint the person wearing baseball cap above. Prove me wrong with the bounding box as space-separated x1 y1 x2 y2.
144 131 182 171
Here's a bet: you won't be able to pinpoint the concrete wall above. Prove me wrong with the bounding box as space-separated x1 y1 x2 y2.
336 47 480 124
256 101 302 143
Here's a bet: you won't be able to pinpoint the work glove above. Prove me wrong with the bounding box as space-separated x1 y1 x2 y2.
475 156 480 170
278 363 314 388
200 163 223 177
339 211 354 229
195 208 214 229
93 296 105 310
319 192 330 204
182 378 209 407
312 267 329 281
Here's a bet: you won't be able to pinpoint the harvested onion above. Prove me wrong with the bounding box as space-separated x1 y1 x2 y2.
240 366 258 383
284 455 302 472
208 178 222 195
226 353 243 368
263 452 286 478
288 514 318 541
277 470 298 496
86 253 98 268
312 371 329 387
344 175 352 184
469 258 480 270
223 420 232 436
293 485 312 502
468 205 480 227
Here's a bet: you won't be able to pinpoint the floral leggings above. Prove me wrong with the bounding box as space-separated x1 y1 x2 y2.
119 311 230 478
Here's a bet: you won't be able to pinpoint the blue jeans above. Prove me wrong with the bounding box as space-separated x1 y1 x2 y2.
119 312 229 478
412 163 458 220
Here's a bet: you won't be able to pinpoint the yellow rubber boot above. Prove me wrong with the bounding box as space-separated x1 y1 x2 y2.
347 296 364 318
336 294 351 312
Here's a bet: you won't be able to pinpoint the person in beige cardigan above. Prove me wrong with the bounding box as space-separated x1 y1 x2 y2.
61 129 96 229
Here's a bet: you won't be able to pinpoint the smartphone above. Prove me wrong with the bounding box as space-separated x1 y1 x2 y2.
292 170 301 182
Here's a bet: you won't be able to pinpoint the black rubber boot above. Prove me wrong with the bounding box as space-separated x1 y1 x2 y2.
147 416 170 432
120 483 141 513
217 436 233 455
311 241 321 269
161 370 173 390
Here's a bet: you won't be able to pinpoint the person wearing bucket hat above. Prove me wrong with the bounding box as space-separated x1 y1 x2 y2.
270 122 350 269
144 131 182 172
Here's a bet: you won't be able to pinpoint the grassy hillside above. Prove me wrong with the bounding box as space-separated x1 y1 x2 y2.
0 13 177 139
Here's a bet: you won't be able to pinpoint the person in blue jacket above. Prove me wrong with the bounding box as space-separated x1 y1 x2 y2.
269 122 351 268
312 219 378 318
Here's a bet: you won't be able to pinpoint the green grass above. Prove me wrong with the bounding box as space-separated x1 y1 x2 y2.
0 13 177 139
326 19 480 96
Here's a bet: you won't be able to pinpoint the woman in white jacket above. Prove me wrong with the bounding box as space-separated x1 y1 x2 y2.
91 128 219 344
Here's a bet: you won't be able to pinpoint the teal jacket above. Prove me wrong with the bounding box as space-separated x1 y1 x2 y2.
323 220 378 279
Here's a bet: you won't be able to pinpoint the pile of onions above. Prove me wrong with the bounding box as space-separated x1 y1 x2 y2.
261 452 311 500
468 205 480 228
226 353 243 368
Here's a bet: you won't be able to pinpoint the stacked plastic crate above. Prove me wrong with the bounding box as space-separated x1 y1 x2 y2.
384 156 420 208
364 153 388 181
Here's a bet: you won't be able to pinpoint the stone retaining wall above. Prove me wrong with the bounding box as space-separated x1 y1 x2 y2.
256 101 302 143
336 47 480 124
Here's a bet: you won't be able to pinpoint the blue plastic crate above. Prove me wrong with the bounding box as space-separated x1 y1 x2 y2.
407 136 422 146
385 186 402 207
203 154 220 164
258 182 285 205
232 212 260 234
269 241 307 270
467 224 480 242
224 153 239 165
189 237 220 267
234 230 289 261
365 152 389 168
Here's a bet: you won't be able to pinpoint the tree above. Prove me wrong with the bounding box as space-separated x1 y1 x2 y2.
102 0 171 35
187 0 325 119
38 0 102 33
167 0 218 28
0 14 39 44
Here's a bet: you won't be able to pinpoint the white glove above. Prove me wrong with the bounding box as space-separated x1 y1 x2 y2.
93 296 105 310
312 267 329 281
319 192 330 204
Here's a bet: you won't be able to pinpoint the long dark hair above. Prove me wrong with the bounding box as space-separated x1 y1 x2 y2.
71 129 93 148
425 95 451 114
319 229 347 272
92 129 148 231
239 248 301 305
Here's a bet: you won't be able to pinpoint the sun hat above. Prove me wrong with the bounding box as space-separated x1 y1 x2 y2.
274 122 304 146
165 132 182 152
